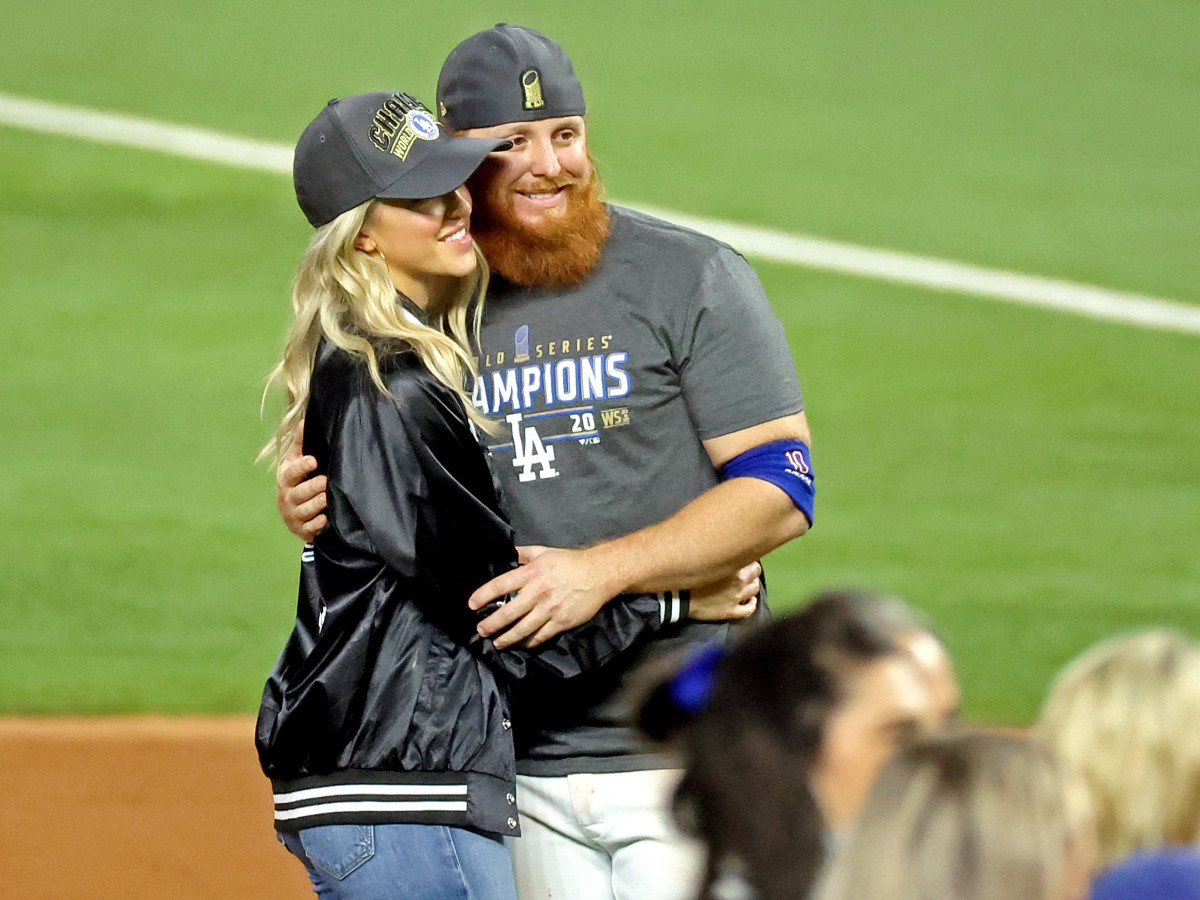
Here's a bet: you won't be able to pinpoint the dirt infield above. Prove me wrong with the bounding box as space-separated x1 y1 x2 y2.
0 716 312 899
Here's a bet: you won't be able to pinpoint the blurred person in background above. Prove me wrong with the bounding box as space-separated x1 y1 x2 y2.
802 590 950 832
635 589 944 900
848 591 961 723
1036 629 1200 870
816 731 1096 900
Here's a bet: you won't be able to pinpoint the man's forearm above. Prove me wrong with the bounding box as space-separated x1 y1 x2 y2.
583 476 810 597
467 459 810 647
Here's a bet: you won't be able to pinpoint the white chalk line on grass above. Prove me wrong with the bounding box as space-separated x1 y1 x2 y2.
3 91 1198 336
626 204 1200 336
0 92 293 174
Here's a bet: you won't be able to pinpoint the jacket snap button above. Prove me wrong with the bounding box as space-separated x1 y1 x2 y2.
502 718 512 730
506 792 515 804
507 816 518 829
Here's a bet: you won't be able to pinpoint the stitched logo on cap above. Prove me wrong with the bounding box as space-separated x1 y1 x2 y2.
368 93 441 161
521 69 545 110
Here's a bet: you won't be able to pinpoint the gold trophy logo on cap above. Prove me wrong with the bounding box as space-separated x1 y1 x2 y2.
521 69 546 110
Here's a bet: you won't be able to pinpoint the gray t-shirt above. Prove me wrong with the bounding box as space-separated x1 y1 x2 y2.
473 205 805 774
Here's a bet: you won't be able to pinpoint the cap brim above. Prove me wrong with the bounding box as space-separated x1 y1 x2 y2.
374 136 509 201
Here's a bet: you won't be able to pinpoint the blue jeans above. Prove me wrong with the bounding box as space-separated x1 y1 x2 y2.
279 823 518 900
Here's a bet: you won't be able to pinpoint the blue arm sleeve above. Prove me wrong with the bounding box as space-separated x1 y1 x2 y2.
719 439 815 527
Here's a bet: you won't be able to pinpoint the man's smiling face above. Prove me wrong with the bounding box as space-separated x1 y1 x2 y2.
463 116 592 231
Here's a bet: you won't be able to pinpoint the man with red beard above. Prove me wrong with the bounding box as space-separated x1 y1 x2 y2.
278 24 814 900
443 25 815 900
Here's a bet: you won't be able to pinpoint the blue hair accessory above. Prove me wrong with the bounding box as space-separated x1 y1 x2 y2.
668 641 725 713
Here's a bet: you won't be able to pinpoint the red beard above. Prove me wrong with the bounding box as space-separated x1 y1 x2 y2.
468 167 611 290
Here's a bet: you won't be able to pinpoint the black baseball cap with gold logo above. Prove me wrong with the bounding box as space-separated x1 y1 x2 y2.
437 25 586 131
293 91 509 227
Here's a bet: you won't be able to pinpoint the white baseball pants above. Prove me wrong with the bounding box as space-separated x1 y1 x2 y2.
506 769 703 900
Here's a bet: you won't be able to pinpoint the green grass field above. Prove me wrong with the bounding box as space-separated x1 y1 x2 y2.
1 0 1197 723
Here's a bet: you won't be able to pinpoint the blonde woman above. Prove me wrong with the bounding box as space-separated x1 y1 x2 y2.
255 92 691 900
817 732 1096 900
1036 629 1200 869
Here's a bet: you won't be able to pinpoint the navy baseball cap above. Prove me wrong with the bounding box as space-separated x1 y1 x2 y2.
293 91 509 227
437 24 586 130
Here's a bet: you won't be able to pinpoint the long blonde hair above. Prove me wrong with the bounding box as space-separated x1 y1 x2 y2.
817 731 1095 900
1036 629 1200 867
261 199 490 464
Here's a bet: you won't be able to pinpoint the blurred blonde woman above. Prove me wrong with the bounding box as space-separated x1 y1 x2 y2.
817 732 1096 900
1036 629 1200 868
255 92 681 900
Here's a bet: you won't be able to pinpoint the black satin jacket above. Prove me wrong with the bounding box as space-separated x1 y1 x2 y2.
256 341 674 837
